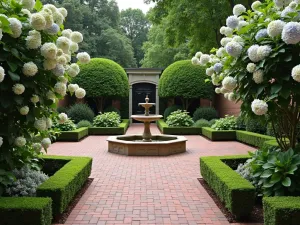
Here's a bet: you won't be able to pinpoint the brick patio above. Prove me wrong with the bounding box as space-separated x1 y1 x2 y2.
49 124 261 225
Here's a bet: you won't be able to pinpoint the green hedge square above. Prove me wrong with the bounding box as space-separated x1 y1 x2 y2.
201 127 236 141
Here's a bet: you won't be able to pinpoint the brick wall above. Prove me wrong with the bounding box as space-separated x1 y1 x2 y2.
213 94 241 117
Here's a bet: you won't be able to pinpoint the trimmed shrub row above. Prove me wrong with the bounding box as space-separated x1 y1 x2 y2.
157 119 202 135
236 130 275 148
263 197 300 225
200 155 255 218
57 127 89 142
201 127 236 141
0 197 52 225
37 156 92 215
88 119 130 135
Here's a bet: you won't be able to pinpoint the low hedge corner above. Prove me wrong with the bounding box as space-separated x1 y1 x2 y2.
200 155 255 218
57 127 89 142
157 119 202 135
201 127 236 141
236 130 275 148
0 197 52 225
89 119 130 135
263 197 300 225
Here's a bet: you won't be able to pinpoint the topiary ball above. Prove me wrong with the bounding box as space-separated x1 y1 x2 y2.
193 119 211 128
66 103 95 123
193 107 218 122
77 120 92 128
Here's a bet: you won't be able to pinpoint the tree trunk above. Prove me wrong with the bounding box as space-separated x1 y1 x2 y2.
95 97 105 113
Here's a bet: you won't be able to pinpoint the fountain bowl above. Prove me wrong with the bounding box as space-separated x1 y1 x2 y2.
131 114 162 122
107 134 187 156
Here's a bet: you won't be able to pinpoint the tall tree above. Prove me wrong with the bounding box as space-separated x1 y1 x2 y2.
120 8 150 67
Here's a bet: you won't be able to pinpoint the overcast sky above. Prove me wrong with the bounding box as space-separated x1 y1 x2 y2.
116 0 155 13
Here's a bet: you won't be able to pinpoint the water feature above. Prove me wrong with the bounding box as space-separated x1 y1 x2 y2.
107 96 187 156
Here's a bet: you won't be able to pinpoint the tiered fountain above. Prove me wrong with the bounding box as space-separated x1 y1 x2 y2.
107 95 187 156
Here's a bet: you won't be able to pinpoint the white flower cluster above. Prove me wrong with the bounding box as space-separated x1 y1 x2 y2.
12 84 25 95
222 76 237 91
251 99 268 115
225 41 243 57
0 66 5 83
253 70 264 84
282 22 300 44
15 137 26 147
292 65 300 82
20 106 29 115
248 45 272 62
58 113 68 124
23 62 38 76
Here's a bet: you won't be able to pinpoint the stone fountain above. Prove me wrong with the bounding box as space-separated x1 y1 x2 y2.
107 96 187 156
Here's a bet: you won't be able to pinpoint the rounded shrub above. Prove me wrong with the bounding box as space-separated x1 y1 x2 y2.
73 58 129 111
209 119 217 126
166 110 194 127
104 106 121 115
245 116 267 134
164 105 182 120
53 119 76 131
77 120 92 128
193 119 211 128
159 60 214 109
66 103 95 123
193 107 218 121
212 115 237 130
93 112 121 127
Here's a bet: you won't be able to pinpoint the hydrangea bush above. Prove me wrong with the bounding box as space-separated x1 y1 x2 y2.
0 0 90 193
166 110 194 127
192 0 300 150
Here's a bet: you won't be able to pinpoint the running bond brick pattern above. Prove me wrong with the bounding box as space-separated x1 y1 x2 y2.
49 124 262 225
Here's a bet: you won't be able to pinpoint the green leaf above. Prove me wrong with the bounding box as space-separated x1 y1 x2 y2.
7 61 18 72
271 84 282 94
287 165 297 174
263 163 275 169
8 71 20 81
261 169 273 178
282 177 291 187
284 54 292 62
257 85 265 95
270 173 281 183
34 0 43 11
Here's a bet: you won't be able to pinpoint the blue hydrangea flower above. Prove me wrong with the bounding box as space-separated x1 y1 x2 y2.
255 29 268 41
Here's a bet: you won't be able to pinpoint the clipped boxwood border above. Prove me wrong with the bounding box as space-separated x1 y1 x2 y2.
0 197 52 225
89 119 130 135
37 155 92 216
200 155 255 218
157 119 202 135
57 127 89 142
236 130 275 148
201 127 236 141
263 197 300 225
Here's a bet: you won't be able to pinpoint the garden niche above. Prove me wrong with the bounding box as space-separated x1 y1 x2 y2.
73 58 129 113
158 60 214 111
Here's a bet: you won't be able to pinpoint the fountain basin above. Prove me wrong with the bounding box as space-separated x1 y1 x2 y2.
131 115 162 122
107 134 187 156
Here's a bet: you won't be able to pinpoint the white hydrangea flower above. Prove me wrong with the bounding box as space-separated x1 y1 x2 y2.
58 113 68 124
225 41 243 57
21 0 35 10
247 63 256 73
291 65 300 82
224 27 233 37
191 57 200 65
58 8 68 18
64 54 71 63
43 4 57 14
224 93 229 99
46 23 60 35
220 26 226 35
58 76 68 84
237 21 249 31
252 1 262 10
30 13 46 30
253 70 264 84
56 37 70 53
282 22 300 44
53 11 64 25
0 137 3 147
248 45 260 62
206 67 214 76
12 84 25 95
215 87 221 94
195 52 202 58
41 138 51 149
62 29 72 38
0 66 5 82
68 84 79 93
54 82 67 96
70 63 80 72
57 55 67 65
43 59 57 70
34 118 47 131
40 10 54 29
257 45 272 60
212 77 220 86
226 15 239 29
216 47 226 57
8 18 22 38
70 42 79 53
220 87 230 94
52 64 65 76
228 92 236 101
75 88 86 99
220 37 232 46
23 62 38 77
213 63 223 73
233 4 246 16
41 43 57 59
46 118 53 129
222 76 237 91
76 52 91 64
15 137 26 147
267 20 286 38
32 143 42 153
20 106 29 115
21 9 31 17
251 99 268 115
274 0 292 8
198 54 210 65
289 1 297 8
26 30 42 49
30 95 39 104
67 64 80 77
232 36 244 46
71 31 83 43
46 90 56 100
281 6 295 17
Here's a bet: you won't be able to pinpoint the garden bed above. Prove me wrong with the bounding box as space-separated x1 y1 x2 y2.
236 130 275 148
88 119 130 135
0 155 92 225
201 127 236 141
57 127 89 142
157 119 202 135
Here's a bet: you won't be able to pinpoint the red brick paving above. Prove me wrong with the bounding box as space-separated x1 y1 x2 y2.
49 123 261 225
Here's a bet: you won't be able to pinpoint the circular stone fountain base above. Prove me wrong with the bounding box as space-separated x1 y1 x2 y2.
107 135 187 156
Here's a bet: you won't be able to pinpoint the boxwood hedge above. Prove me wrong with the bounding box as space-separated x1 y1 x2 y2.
201 127 236 141
57 127 89 141
157 119 202 135
236 130 275 148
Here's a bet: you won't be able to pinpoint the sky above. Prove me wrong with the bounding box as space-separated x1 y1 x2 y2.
116 0 155 13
